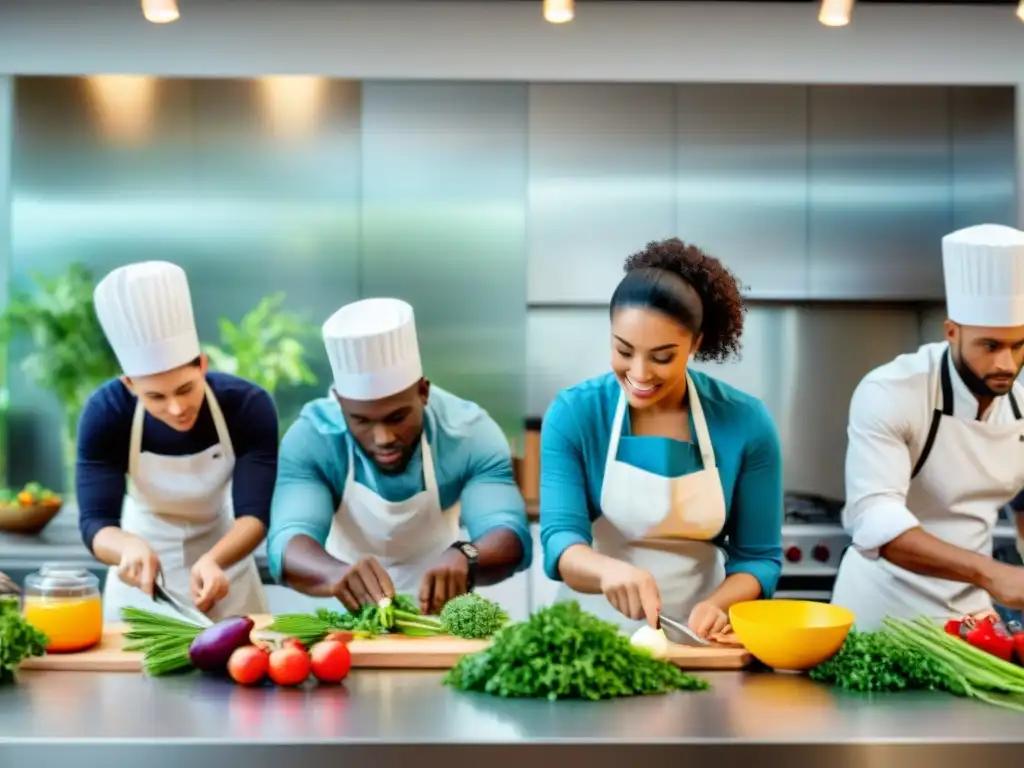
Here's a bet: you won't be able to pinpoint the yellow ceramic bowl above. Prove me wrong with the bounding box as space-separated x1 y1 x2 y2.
729 599 854 672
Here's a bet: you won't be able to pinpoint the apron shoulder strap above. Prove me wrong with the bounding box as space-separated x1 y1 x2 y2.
911 347 953 479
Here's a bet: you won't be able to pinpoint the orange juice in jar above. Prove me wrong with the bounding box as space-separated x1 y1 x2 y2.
22 564 103 653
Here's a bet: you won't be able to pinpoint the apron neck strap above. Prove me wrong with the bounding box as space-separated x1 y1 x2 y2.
605 373 717 470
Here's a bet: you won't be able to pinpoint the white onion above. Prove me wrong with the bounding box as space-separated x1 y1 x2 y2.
630 625 670 658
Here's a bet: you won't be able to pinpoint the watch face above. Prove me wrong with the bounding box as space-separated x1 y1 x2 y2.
462 543 479 560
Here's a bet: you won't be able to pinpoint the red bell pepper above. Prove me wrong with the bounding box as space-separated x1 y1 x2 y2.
964 617 1015 662
944 618 963 637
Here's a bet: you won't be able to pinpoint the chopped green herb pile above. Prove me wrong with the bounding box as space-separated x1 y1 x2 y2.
120 607 204 677
809 627 958 694
0 596 48 683
268 592 510 644
442 601 710 701
810 616 1024 712
439 593 509 639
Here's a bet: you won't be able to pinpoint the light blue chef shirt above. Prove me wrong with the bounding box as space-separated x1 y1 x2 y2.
540 372 784 597
266 385 533 582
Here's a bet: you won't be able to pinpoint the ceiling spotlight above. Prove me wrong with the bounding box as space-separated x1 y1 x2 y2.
543 0 574 24
819 0 854 27
141 0 180 24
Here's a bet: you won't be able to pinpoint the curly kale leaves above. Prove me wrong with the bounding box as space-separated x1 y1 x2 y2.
0 597 48 683
443 601 710 700
440 593 509 639
809 629 964 694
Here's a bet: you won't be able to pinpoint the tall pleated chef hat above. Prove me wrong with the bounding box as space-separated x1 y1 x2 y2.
322 298 423 401
943 223 1024 327
94 261 201 377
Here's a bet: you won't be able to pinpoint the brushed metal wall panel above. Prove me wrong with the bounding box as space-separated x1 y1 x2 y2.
8 76 363 487
0 76 11 488
188 77 362 423
675 84 809 299
527 84 676 304
527 305 925 498
951 86 1017 231
359 82 528 436
807 86 952 300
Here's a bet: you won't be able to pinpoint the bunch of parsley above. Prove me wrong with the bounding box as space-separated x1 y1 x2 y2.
442 601 711 700
0 596 48 683
809 628 963 694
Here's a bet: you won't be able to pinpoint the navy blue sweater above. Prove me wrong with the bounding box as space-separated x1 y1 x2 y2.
75 372 279 553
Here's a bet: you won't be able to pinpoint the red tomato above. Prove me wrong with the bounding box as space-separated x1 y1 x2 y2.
281 637 306 652
227 645 269 686
268 646 311 686
309 640 352 684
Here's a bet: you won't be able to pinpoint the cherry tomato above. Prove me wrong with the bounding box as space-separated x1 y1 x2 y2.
281 637 306 652
227 645 270 686
309 640 352 684
268 646 311 686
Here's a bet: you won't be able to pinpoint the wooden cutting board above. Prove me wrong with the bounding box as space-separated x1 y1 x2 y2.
20 615 751 672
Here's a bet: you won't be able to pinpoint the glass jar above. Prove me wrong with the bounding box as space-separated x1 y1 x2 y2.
22 564 103 653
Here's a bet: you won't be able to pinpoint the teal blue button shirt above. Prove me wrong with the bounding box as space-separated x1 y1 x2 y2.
266 386 533 582
539 372 784 597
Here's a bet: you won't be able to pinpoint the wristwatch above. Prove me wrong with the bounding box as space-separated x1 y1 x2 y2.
450 541 479 591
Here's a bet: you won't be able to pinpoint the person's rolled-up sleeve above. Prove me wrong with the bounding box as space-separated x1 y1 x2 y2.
843 378 921 558
458 415 533 572
266 419 340 582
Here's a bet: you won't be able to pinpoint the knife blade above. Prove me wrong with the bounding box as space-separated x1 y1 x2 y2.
658 613 710 647
153 581 213 627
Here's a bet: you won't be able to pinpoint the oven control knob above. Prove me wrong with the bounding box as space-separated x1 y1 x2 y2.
785 546 802 563
812 545 830 563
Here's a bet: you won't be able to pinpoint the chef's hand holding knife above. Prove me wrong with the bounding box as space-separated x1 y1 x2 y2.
600 560 662 628
117 536 162 598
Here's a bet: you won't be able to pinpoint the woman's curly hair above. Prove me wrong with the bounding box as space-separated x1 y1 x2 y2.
621 238 747 363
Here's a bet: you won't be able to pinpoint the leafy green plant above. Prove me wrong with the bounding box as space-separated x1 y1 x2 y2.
201 292 319 397
0 263 120 494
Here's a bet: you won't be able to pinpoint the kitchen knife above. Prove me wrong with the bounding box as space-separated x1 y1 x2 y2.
153 581 213 627
657 613 710 647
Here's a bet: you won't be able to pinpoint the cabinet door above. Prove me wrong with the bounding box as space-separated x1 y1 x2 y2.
807 86 951 300
675 84 809 299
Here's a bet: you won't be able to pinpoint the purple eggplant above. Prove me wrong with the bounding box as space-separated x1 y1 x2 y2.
188 616 255 673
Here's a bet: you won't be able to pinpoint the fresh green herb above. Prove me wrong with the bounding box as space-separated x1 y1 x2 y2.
809 627 959 693
810 616 1024 712
267 593 422 645
120 607 204 677
269 592 512 644
442 601 710 700
439 593 509 639
0 596 48 683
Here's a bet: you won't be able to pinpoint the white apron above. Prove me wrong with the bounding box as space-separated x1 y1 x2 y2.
295 426 461 611
103 383 269 623
556 374 728 633
832 347 1024 631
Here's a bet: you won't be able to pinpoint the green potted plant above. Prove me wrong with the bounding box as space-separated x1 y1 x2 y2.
202 292 320 425
0 263 121 496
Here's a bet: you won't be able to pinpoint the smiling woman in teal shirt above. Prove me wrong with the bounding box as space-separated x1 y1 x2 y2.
540 238 784 639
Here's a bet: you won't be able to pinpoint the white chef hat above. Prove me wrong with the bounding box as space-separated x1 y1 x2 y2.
93 261 201 377
943 224 1024 327
322 298 423 401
